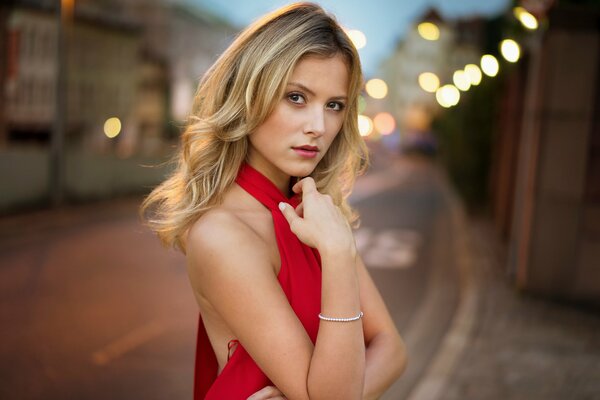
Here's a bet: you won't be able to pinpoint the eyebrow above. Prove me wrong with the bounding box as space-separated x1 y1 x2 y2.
287 82 348 100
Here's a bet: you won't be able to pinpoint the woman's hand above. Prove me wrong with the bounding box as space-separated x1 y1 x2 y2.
247 385 287 399
279 177 356 257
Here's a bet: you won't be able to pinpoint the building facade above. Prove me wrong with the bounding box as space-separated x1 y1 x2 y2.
380 9 483 148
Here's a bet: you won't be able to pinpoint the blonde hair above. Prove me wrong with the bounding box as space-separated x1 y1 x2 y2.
141 2 369 252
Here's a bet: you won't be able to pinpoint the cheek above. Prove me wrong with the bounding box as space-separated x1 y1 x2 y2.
257 105 301 136
325 117 344 142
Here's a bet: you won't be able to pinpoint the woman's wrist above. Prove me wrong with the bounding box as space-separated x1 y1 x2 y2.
318 241 357 262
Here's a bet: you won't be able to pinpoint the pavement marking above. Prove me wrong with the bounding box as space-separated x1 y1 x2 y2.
405 177 479 400
91 319 169 366
356 227 421 270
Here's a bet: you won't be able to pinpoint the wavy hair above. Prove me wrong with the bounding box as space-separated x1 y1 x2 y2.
141 2 369 252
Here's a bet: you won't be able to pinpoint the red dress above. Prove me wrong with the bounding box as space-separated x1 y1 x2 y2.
194 163 323 399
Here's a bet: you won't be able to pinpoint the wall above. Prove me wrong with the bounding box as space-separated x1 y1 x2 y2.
0 147 172 212
509 5 600 305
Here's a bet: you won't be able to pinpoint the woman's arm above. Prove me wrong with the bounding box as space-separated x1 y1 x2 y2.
280 178 365 399
248 249 406 400
187 177 365 400
356 255 407 399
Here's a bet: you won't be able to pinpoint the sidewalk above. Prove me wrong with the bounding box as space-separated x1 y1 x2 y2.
440 219 600 400
407 189 600 400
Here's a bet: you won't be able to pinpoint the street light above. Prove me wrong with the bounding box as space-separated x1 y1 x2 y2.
513 6 538 30
417 22 440 41
347 29 367 49
365 78 388 99
418 72 440 93
480 54 499 77
373 112 396 135
51 0 75 205
435 85 460 108
453 70 471 91
104 117 122 138
464 64 482 86
500 39 521 63
358 115 373 137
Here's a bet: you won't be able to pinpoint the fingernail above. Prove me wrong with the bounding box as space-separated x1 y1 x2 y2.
278 202 286 211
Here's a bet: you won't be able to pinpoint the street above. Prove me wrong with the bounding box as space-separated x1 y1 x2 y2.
0 156 460 399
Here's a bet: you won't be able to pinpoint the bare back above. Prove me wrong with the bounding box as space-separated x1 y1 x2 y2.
186 182 282 374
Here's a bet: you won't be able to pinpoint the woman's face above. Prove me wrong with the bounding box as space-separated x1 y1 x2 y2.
247 54 349 191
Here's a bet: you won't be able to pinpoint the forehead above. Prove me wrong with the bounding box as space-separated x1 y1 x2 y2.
288 55 349 95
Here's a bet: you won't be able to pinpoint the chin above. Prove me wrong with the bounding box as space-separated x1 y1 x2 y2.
285 163 317 179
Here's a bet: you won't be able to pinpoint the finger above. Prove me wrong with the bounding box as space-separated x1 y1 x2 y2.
247 385 282 400
295 202 304 218
292 176 316 195
279 202 301 225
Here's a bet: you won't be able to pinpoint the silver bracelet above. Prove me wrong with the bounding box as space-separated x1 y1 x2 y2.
318 311 364 322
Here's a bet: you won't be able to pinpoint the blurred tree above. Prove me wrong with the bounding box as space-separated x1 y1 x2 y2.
432 15 507 211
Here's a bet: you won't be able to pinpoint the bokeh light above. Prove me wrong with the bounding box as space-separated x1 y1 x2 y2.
513 6 539 30
500 39 521 63
373 112 396 135
358 115 373 137
417 22 440 41
435 85 460 108
464 64 482 86
453 70 471 91
365 78 388 99
481 54 499 77
418 72 440 93
347 29 367 49
104 117 122 138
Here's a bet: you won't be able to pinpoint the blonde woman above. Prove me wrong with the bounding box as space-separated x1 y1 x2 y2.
142 3 406 399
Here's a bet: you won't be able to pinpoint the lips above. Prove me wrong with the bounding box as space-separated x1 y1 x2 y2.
293 145 319 152
292 145 319 158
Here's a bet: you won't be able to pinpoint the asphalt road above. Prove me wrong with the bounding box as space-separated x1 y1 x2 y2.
0 156 460 399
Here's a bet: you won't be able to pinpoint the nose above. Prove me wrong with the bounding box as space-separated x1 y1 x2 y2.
304 106 326 137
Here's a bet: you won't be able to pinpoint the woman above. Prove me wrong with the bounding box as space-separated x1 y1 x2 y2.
142 3 406 399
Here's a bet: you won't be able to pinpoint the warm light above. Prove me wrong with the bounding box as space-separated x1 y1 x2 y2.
358 95 367 114
435 85 460 108
480 54 499 77
347 29 367 49
418 72 440 93
61 0 75 20
500 39 521 63
365 78 388 99
417 22 440 41
514 6 538 30
464 64 482 86
373 112 396 135
453 70 471 91
358 115 373 136
104 117 121 138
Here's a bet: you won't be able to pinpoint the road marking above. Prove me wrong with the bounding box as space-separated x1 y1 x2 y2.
356 227 422 269
91 319 169 366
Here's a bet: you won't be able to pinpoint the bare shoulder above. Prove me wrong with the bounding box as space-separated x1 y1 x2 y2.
187 207 255 253
186 206 271 281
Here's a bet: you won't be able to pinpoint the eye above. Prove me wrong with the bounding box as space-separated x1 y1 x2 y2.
287 92 306 105
327 101 345 112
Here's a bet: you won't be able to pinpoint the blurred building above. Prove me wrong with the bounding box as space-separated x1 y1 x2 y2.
0 0 236 210
116 0 236 156
2 0 141 151
380 8 483 152
491 2 600 305
0 0 235 155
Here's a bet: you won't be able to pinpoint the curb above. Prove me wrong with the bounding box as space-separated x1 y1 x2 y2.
405 174 480 400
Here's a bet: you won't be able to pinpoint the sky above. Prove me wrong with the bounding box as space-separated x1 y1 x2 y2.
185 0 510 77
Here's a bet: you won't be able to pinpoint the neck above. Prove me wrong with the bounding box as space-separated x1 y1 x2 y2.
245 160 292 195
